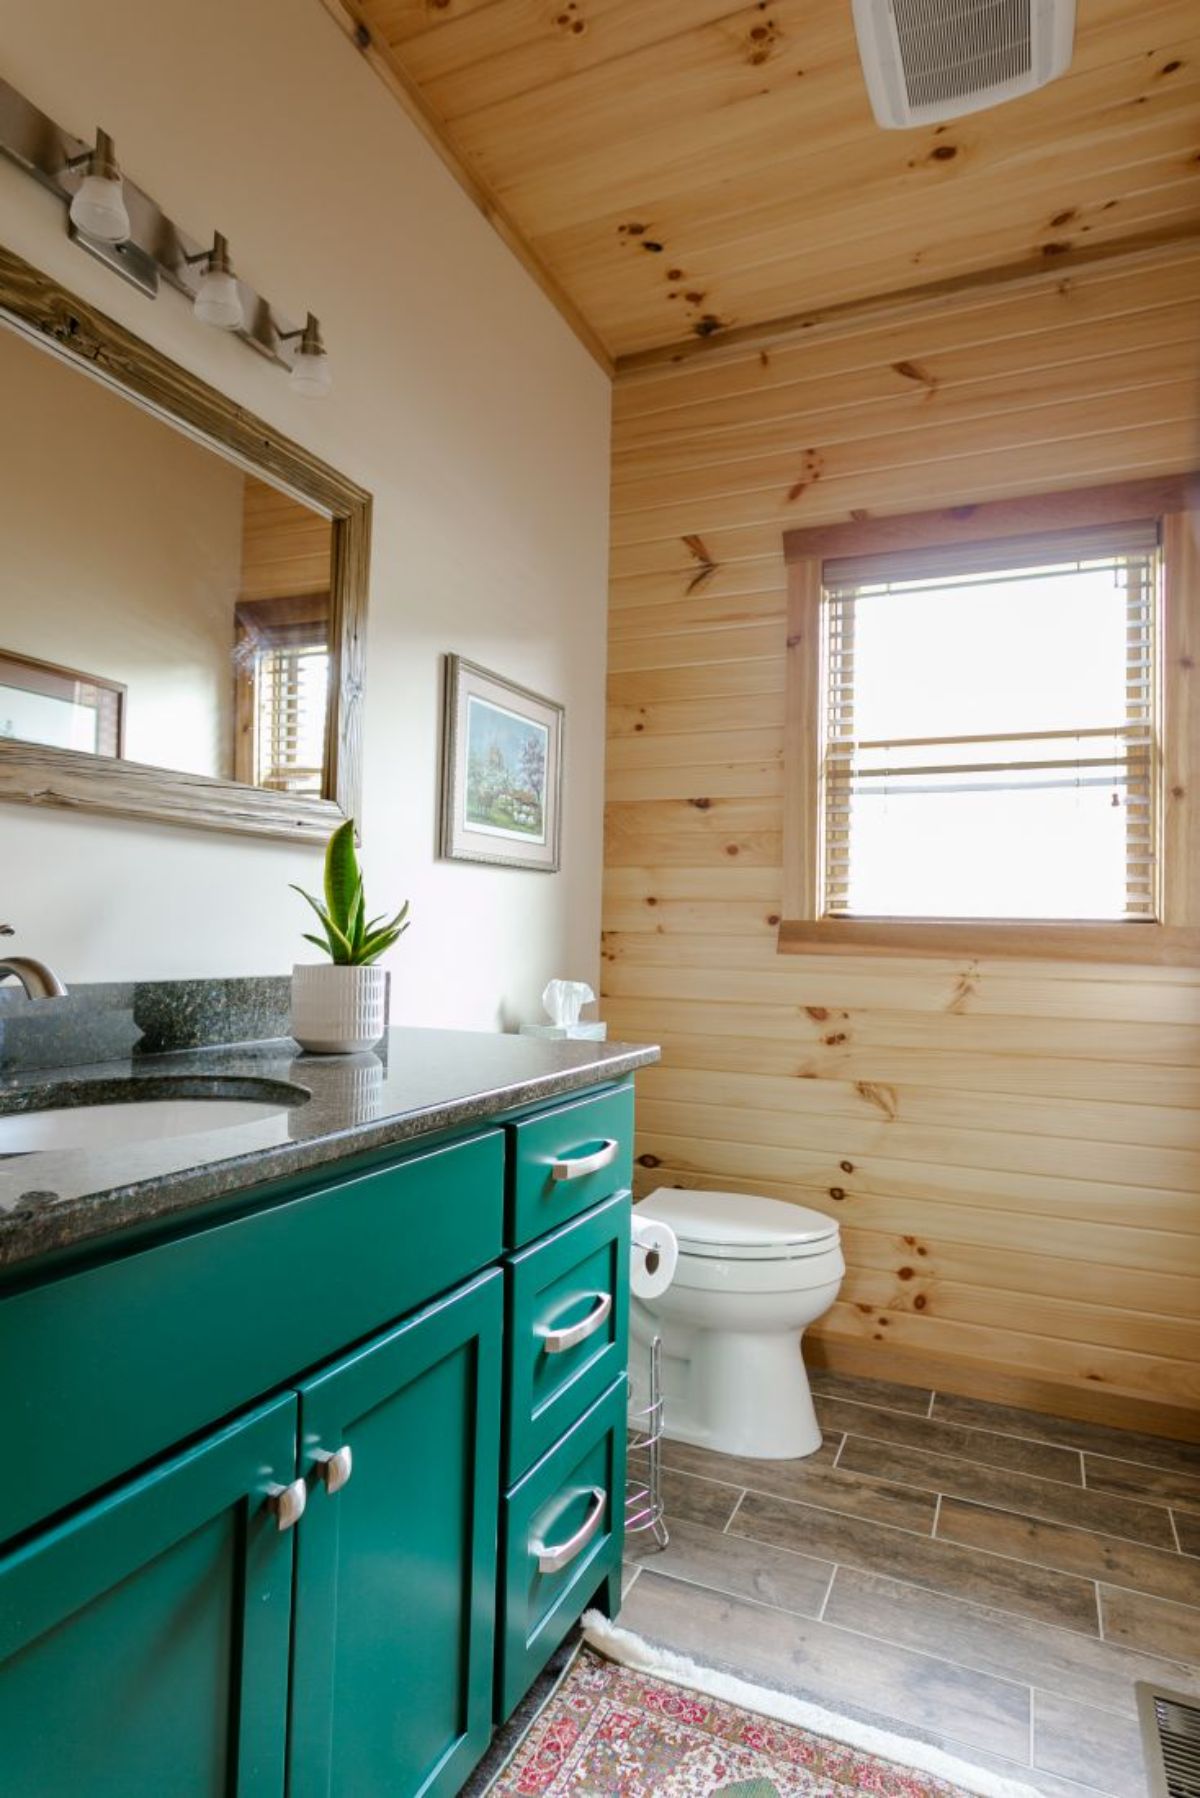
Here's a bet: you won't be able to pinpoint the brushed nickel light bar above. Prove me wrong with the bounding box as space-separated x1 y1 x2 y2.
0 76 330 391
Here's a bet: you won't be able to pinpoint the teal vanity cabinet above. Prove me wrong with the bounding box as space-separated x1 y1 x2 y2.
499 1377 627 1719
289 1270 503 1798
0 1273 503 1798
0 1395 298 1796
498 1084 633 1718
0 1130 507 1547
0 1073 638 1796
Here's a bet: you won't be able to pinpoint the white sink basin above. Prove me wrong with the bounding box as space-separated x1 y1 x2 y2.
0 1097 294 1154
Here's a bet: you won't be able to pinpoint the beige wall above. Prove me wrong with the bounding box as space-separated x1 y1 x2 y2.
0 0 610 1027
605 245 1200 1432
0 325 244 778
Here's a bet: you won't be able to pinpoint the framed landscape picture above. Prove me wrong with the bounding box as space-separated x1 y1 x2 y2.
440 655 563 872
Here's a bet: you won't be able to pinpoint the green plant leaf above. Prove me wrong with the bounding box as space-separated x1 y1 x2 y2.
290 883 328 928
370 903 410 939
362 920 408 951
324 819 360 936
301 931 335 957
299 823 410 966
291 883 353 962
357 919 410 963
349 879 366 955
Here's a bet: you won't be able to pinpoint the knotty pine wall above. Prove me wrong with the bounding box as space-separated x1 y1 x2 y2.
604 244 1200 1437
239 477 334 603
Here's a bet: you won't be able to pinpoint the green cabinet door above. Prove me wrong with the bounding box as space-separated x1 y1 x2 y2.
290 1269 503 1798
0 1392 297 1797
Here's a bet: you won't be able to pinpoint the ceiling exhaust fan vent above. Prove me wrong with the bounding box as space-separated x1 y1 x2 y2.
851 0 1075 128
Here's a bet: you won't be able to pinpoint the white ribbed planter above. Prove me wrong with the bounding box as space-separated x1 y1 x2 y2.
290 964 387 1054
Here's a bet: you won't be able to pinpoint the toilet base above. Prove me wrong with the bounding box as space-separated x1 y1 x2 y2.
632 1323 824 1461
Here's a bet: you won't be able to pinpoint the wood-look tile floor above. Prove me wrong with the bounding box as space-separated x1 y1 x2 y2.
623 1371 1200 1798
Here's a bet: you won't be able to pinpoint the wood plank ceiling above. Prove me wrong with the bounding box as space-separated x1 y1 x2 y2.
323 0 1200 370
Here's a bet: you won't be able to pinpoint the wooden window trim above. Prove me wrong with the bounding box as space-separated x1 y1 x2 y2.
780 474 1200 966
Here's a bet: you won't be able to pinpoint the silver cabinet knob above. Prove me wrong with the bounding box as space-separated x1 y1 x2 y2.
266 1478 307 1531
315 1444 353 1495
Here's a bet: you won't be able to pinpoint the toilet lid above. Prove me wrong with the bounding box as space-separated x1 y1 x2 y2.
638 1188 840 1261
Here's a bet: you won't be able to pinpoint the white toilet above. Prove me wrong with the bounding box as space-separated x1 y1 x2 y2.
630 1188 845 1460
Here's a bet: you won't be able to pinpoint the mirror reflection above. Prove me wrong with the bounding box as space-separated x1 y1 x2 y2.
0 320 334 796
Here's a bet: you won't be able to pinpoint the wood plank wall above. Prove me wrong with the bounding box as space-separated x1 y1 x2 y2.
239 476 332 601
604 244 1200 1437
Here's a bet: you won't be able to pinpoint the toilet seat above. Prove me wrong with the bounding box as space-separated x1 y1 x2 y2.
638 1187 839 1262
665 1243 844 1296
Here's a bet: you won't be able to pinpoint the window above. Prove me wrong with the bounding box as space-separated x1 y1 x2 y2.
820 524 1159 922
233 596 331 794
780 477 1200 963
252 638 330 794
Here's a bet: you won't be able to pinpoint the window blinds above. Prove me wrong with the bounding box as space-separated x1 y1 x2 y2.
819 521 1161 922
254 639 329 794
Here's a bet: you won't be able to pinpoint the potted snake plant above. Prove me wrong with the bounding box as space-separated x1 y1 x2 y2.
290 819 410 1053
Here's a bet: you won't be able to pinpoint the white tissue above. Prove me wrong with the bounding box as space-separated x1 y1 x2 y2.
543 978 594 1029
630 1213 678 1301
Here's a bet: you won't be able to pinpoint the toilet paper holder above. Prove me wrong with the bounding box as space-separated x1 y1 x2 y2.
625 1334 669 1552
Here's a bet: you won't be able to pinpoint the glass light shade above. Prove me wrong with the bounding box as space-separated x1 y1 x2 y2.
193 267 244 331
290 347 332 398
69 173 130 244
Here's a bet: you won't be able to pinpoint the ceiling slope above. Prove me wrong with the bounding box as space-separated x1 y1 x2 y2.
321 0 1200 371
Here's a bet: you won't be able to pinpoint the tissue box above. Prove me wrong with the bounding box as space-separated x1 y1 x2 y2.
519 1022 608 1041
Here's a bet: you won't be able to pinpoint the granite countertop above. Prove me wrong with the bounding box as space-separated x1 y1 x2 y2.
0 1027 659 1273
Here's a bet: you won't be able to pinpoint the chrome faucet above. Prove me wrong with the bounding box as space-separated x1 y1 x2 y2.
0 926 68 999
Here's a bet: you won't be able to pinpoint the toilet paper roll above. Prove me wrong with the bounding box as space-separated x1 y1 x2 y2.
630 1213 678 1301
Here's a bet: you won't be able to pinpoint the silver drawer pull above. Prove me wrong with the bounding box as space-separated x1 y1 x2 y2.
551 1138 618 1182
315 1444 353 1495
266 1478 307 1532
532 1486 606 1574
539 1292 612 1355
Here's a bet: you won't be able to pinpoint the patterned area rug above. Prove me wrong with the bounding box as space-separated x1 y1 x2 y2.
485 1617 1039 1798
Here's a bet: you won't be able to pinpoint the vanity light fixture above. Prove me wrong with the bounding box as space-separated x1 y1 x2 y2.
64 128 130 245
184 232 246 331
0 78 330 383
280 313 333 399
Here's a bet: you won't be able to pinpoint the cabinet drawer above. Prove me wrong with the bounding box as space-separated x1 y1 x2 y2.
499 1377 626 1721
507 1085 633 1249
506 1190 629 1484
0 1129 504 1546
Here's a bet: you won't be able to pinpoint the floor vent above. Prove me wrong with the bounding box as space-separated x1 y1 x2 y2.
1137 1683 1200 1798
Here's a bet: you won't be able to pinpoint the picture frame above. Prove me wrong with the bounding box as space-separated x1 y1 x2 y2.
0 649 125 759
440 655 563 872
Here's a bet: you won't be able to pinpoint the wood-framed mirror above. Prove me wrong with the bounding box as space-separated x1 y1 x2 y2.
0 244 370 842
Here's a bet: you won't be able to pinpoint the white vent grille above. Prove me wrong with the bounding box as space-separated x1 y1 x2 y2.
852 0 1075 127
892 0 1031 109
